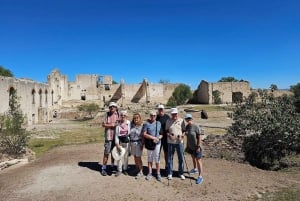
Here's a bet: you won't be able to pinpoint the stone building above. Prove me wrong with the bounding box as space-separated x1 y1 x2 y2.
193 80 251 104
0 68 292 126
0 69 178 126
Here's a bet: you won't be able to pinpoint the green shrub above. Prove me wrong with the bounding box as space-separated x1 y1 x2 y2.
228 91 300 170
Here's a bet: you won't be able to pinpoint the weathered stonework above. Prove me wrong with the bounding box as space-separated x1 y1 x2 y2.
0 68 293 126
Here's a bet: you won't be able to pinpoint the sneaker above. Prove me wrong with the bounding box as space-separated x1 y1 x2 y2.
135 172 143 179
123 170 128 176
189 168 198 174
115 171 121 177
196 176 203 184
180 175 185 180
157 174 162 181
146 173 152 180
167 174 172 180
101 169 108 176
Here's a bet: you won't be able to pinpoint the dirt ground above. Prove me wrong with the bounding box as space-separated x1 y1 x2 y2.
0 109 299 201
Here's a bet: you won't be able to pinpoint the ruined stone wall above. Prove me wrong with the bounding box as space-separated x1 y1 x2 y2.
67 74 99 101
0 76 51 125
209 82 250 104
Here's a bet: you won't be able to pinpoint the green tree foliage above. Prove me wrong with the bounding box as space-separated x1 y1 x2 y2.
290 83 300 113
158 79 170 84
77 103 100 118
0 65 14 77
0 90 28 155
270 84 278 92
218 76 239 82
212 90 222 104
167 84 192 106
228 92 300 170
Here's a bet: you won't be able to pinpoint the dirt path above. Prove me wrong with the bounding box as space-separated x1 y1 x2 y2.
0 143 299 201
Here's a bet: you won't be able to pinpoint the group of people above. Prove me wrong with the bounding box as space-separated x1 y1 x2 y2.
100 101 204 185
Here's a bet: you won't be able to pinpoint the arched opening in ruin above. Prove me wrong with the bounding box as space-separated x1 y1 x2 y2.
45 90 48 105
232 92 243 103
31 89 36 105
8 87 16 109
39 89 42 107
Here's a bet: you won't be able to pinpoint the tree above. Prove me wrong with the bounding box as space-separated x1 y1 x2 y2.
212 90 222 104
228 93 300 170
0 65 14 77
158 79 170 84
167 84 192 106
218 77 239 82
290 83 300 113
0 89 28 155
270 84 278 92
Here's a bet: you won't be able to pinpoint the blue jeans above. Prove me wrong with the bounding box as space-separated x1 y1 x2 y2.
167 143 184 175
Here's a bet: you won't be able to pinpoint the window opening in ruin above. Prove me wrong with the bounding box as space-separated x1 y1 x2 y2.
232 92 243 103
32 89 36 104
45 90 48 104
39 89 42 107
51 90 54 106
105 84 110 90
9 87 16 109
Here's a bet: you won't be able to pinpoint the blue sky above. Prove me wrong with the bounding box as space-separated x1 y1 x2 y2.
0 0 299 90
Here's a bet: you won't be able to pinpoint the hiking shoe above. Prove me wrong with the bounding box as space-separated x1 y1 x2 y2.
189 168 198 174
146 173 152 180
115 171 121 177
167 174 172 180
157 174 162 181
101 169 108 176
196 176 203 184
180 175 185 180
135 172 143 179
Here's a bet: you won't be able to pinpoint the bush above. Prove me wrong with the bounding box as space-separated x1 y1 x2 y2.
167 84 192 106
228 92 300 170
0 90 29 155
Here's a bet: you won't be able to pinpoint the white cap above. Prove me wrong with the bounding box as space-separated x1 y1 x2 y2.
170 108 178 114
120 110 127 116
150 111 157 116
109 102 117 107
157 104 164 109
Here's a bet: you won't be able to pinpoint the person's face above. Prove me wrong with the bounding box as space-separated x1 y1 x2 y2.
185 118 192 125
133 115 140 124
158 108 164 115
171 113 178 120
109 106 117 112
150 114 156 121
120 114 127 121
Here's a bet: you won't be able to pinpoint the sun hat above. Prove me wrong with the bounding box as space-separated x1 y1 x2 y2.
185 114 193 119
157 104 164 109
170 108 178 114
109 102 117 108
112 146 125 160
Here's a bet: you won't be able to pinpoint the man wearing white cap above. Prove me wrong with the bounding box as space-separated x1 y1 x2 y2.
100 102 119 176
165 107 186 180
